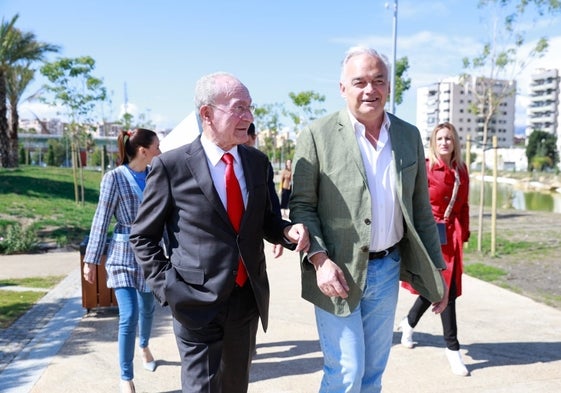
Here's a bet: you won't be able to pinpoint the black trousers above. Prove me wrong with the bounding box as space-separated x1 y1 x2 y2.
280 188 291 209
406 280 460 350
173 284 260 393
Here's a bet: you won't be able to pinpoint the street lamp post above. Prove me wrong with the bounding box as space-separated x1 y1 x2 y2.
386 0 398 114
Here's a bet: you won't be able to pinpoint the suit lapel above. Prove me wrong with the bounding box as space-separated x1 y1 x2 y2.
337 110 368 187
387 114 404 200
184 138 232 228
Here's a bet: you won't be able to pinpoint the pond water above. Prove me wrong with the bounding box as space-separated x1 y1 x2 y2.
469 179 561 214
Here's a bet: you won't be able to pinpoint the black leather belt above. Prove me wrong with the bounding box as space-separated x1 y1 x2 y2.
369 244 397 260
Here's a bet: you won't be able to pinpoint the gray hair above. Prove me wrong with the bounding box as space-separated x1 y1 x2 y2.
194 72 245 109
340 46 391 83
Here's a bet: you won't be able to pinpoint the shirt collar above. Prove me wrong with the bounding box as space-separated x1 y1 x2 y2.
347 110 392 141
201 133 241 167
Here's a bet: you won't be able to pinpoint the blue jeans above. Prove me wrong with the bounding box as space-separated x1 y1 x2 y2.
314 249 400 393
114 287 155 381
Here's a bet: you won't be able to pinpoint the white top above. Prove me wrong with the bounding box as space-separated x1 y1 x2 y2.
350 111 404 251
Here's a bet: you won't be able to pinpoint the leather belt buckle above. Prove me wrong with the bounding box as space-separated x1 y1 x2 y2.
368 244 396 260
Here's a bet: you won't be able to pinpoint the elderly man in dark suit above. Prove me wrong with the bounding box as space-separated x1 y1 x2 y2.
130 72 309 393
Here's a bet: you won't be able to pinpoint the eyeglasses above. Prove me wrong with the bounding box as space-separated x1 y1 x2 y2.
209 104 255 118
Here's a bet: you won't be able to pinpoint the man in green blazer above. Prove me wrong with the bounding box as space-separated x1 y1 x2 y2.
290 46 449 393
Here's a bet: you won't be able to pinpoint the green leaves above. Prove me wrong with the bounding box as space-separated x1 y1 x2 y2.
393 57 411 106
40 56 107 123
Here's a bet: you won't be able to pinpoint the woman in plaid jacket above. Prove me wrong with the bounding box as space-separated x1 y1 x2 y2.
83 128 161 393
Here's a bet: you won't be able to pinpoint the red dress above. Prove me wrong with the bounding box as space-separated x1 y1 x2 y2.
402 159 470 298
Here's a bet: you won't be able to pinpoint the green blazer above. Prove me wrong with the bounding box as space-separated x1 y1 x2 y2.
290 110 446 316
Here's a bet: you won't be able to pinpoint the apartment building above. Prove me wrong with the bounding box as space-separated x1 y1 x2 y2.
417 75 516 148
95 122 123 137
18 118 65 135
526 68 560 152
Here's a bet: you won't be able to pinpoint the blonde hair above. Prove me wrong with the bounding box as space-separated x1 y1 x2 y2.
427 122 465 173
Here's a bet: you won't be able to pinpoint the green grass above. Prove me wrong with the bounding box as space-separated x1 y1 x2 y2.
0 166 103 250
0 290 46 328
0 275 65 289
541 293 561 308
0 276 65 329
464 263 507 282
0 166 104 328
463 233 530 284
464 234 534 256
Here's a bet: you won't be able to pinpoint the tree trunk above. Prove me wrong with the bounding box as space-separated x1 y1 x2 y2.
7 103 19 168
477 108 493 252
79 148 85 206
477 150 486 252
71 140 79 204
0 70 10 168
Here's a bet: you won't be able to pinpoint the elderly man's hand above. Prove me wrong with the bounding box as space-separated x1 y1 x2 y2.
284 223 310 253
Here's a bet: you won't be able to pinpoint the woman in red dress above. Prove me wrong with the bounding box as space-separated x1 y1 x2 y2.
398 122 471 376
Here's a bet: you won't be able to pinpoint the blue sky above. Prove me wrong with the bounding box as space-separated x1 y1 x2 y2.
3 0 561 131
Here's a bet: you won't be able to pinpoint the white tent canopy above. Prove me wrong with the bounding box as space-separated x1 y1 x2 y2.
160 110 202 153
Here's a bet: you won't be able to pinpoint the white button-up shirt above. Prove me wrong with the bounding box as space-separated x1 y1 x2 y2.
201 134 248 209
349 111 404 251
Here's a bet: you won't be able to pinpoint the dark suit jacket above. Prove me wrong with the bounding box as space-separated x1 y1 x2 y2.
130 137 292 331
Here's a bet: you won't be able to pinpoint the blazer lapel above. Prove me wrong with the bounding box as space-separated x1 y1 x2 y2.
184 138 232 228
337 110 369 187
387 116 405 200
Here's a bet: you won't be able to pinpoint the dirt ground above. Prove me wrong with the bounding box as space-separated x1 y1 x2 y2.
463 208 561 310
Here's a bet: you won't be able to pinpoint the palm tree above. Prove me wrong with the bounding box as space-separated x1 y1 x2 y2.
6 64 35 166
0 14 59 168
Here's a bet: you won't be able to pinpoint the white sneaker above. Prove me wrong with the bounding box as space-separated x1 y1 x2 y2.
445 348 469 376
397 317 414 348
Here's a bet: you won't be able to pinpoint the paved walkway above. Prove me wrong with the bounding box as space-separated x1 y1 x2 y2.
0 248 560 392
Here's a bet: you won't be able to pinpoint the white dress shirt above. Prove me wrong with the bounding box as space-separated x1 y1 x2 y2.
349 111 404 251
200 134 248 209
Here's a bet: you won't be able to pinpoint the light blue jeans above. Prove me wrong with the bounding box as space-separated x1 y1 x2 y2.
314 249 400 393
114 287 155 381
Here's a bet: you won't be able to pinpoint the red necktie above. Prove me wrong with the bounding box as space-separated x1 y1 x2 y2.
221 153 247 287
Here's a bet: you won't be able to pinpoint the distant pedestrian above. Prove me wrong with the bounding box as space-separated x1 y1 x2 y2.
279 159 292 219
398 122 471 376
83 128 161 393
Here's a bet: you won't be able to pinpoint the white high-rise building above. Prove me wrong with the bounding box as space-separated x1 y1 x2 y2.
417 75 516 148
526 68 560 149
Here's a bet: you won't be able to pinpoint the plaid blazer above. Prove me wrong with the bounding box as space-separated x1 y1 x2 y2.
83 165 150 291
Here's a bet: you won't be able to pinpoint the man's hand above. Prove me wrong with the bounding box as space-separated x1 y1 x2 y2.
284 223 310 252
309 252 350 299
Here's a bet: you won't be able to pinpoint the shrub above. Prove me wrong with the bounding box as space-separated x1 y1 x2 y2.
0 224 38 254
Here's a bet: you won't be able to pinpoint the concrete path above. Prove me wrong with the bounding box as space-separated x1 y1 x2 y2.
0 248 560 392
